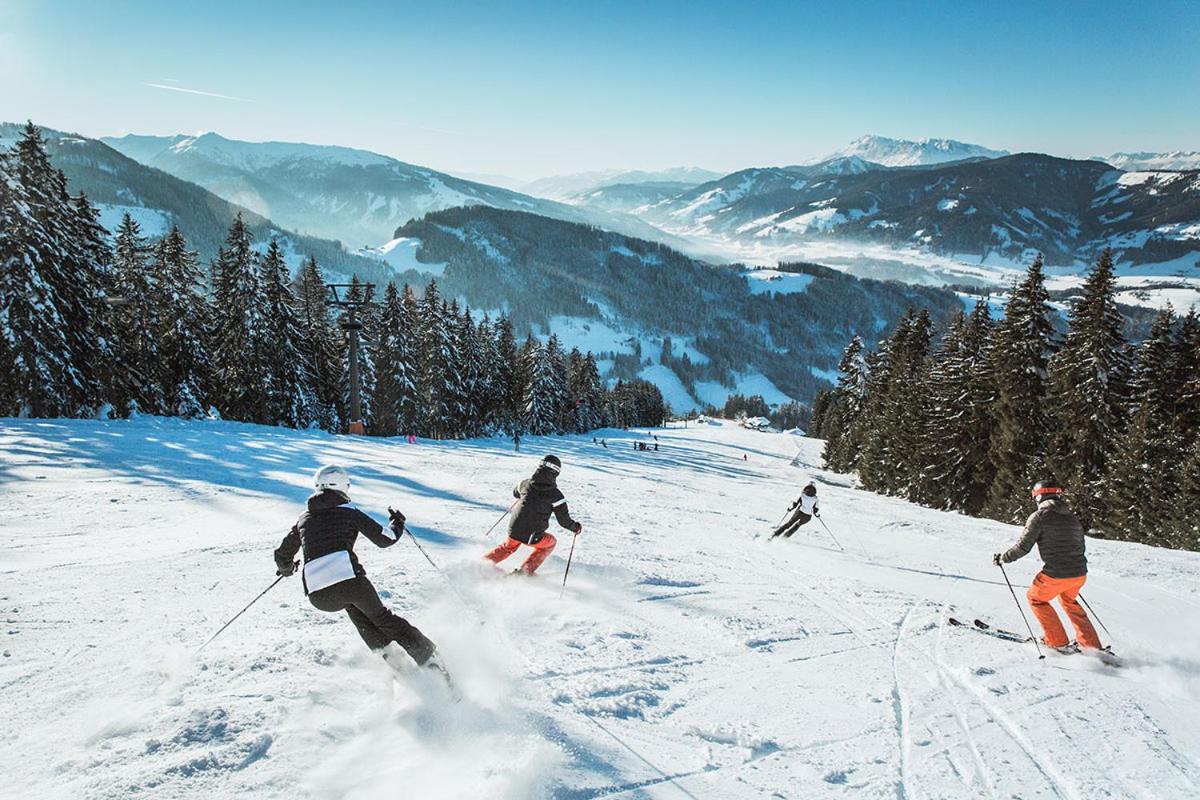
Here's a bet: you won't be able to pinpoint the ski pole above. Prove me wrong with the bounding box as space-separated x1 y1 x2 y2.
484 500 519 538
998 562 1045 660
405 529 472 609
560 532 580 599
815 515 845 552
1078 593 1113 640
197 563 296 653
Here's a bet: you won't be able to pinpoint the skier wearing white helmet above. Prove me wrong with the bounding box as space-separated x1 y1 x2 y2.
771 480 820 539
274 465 445 675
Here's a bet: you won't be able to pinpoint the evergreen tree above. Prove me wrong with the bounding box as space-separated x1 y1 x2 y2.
257 239 311 427
475 313 500 433
985 255 1058 522
209 214 262 422
493 315 522 437
0 123 108 416
416 280 452 437
373 283 406 437
919 301 996 512
149 225 210 417
821 336 868 471
397 285 422 436
1171 310 1200 441
291 256 341 432
523 336 559 435
1046 249 1128 527
567 347 605 432
109 213 163 415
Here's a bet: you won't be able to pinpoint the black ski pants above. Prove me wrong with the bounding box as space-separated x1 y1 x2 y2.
772 510 812 539
309 576 436 665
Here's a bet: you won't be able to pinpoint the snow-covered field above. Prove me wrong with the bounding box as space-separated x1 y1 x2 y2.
2 417 1199 799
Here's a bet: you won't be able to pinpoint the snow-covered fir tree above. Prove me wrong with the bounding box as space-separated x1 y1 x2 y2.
109 213 164 415
257 239 312 428
0 123 109 416
984 255 1058 522
373 282 417 437
209 214 262 423
1047 249 1129 527
291 256 341 433
493 315 523 438
149 225 210 417
416 280 453 438
523 335 560 435
820 336 868 471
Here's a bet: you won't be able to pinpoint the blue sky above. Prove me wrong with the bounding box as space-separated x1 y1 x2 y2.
1 0 1196 180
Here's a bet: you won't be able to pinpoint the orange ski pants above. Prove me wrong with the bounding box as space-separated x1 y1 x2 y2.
485 532 557 575
1026 572 1102 649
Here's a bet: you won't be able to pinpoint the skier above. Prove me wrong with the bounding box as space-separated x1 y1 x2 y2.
484 455 582 576
274 465 445 675
992 479 1102 652
772 481 819 539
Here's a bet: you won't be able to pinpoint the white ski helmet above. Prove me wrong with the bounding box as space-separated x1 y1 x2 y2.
314 465 351 498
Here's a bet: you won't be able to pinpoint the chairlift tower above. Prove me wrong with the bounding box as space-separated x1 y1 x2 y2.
326 282 375 435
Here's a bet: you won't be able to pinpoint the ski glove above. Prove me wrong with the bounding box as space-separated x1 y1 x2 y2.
573 522 583 535
992 553 1003 567
387 507 407 538
277 560 298 577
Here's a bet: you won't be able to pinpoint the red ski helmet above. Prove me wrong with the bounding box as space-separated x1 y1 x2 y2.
1030 479 1064 500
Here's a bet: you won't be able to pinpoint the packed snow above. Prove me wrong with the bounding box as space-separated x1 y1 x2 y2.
355 238 447 277
2 417 1199 799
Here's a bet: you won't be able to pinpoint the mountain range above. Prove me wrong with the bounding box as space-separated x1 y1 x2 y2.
100 133 702 256
579 153 1200 278
811 135 1009 167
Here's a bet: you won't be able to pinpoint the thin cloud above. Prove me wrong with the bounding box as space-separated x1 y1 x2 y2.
143 82 251 102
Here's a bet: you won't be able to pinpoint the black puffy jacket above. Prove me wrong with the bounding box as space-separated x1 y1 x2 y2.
274 490 400 591
1001 496 1088 579
508 466 578 543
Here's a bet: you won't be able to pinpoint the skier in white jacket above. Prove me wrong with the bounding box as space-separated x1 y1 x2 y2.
772 481 820 539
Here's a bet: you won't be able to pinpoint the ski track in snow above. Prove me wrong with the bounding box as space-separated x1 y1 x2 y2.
2 417 1200 798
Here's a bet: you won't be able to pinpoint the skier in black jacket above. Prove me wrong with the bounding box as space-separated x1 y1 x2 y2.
484 455 582 575
274 465 441 672
772 481 819 539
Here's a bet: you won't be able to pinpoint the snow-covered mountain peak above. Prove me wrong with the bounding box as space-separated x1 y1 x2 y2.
815 135 1009 167
1100 151 1200 171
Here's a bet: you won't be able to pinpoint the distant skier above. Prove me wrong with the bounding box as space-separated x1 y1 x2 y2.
274 465 445 675
484 455 582 576
992 479 1102 652
772 481 819 539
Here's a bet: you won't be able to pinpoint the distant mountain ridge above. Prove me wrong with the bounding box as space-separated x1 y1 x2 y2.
1099 151 1200 171
101 132 711 259
616 153 1200 272
521 167 723 202
1 123 396 284
812 135 1009 167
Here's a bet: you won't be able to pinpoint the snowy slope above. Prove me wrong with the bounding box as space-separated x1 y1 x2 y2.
3 417 1199 799
1101 152 1200 172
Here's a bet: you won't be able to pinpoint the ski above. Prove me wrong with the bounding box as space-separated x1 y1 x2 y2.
947 616 1030 643
973 618 1033 643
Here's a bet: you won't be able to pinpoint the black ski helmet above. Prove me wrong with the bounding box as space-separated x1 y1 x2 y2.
540 455 562 473
1031 478 1064 500
803 481 817 497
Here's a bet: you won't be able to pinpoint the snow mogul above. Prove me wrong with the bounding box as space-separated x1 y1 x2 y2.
484 455 582 576
992 479 1102 652
772 481 820 539
274 465 446 674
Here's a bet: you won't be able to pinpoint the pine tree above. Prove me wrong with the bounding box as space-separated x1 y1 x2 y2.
373 282 420 437
109 213 164 415
919 301 996 512
821 336 868 471
567 347 605 432
985 255 1058 522
493 315 522 438
257 239 312 427
416 280 452 438
475 313 500 433
149 225 210 417
0 123 109 416
291 256 341 432
1171 310 1200 441
397 285 422 436
1046 249 1128 527
523 336 559 435
209 214 261 422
